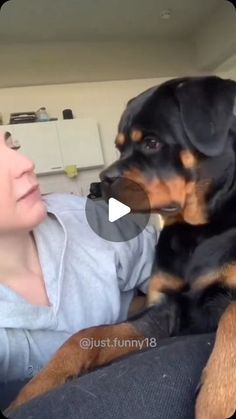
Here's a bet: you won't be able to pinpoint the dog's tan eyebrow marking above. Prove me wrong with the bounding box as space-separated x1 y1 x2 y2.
115 133 125 146
131 129 143 142
180 150 197 169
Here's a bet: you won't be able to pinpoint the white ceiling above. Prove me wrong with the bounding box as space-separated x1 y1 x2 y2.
0 0 220 43
0 0 235 88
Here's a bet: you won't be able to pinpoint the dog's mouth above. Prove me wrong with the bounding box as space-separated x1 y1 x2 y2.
101 179 182 215
152 205 181 215
129 204 181 215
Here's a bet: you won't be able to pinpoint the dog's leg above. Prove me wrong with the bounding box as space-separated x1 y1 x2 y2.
7 295 183 413
6 323 144 413
196 302 236 419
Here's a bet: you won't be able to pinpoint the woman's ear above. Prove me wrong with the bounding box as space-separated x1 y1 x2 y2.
176 77 236 157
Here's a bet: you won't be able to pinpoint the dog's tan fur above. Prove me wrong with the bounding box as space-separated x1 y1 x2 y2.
196 302 236 419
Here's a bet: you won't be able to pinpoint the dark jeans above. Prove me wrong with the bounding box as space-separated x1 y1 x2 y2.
1 334 215 419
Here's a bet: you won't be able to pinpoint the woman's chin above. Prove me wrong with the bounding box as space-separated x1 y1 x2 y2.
19 200 48 230
31 201 48 226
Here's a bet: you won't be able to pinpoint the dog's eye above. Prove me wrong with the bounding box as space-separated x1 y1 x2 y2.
144 137 161 151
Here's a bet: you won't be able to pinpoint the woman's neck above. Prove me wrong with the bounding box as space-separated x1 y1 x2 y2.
0 231 40 277
0 231 50 306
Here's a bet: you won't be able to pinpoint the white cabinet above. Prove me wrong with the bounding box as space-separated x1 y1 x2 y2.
56 119 104 169
12 122 63 175
0 119 104 175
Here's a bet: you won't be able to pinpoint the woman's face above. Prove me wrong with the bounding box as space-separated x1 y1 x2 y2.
0 132 47 233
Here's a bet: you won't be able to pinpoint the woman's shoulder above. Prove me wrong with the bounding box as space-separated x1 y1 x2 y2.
43 193 87 213
42 193 107 225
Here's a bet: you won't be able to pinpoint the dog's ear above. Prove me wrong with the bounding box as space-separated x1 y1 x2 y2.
176 77 236 157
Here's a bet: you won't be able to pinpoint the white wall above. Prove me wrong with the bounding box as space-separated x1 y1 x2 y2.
0 77 171 195
216 54 236 81
194 2 236 71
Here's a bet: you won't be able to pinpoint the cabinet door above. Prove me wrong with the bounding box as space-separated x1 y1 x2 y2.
12 122 63 175
56 119 104 169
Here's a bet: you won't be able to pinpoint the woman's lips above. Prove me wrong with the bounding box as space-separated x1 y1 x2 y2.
17 185 40 201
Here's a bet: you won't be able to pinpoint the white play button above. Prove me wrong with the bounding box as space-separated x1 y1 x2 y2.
108 198 131 222
85 178 151 242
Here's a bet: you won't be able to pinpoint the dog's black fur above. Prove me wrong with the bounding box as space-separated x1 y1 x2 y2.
101 76 236 340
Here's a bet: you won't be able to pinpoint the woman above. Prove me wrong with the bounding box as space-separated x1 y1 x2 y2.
0 131 157 400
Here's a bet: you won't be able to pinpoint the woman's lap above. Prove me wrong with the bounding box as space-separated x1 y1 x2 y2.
2 333 215 419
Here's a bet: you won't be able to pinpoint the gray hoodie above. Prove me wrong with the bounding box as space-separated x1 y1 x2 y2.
0 194 158 382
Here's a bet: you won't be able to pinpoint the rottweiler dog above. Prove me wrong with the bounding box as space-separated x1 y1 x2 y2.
7 76 236 418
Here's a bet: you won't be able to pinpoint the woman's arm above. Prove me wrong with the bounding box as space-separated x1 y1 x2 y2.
0 329 70 382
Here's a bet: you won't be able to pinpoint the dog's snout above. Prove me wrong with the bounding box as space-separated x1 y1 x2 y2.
99 165 121 201
99 171 114 184
100 164 121 183
101 174 115 185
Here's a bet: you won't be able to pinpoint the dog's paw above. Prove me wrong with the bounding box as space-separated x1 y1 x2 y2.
147 290 165 307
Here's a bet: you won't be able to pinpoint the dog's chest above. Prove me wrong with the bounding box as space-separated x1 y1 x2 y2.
156 223 223 284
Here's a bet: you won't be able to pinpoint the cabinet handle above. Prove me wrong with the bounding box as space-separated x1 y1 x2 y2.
51 166 62 170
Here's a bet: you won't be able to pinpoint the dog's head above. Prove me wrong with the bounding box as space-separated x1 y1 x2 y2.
100 76 236 225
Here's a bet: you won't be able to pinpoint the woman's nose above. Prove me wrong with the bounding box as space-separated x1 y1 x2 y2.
13 150 35 177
